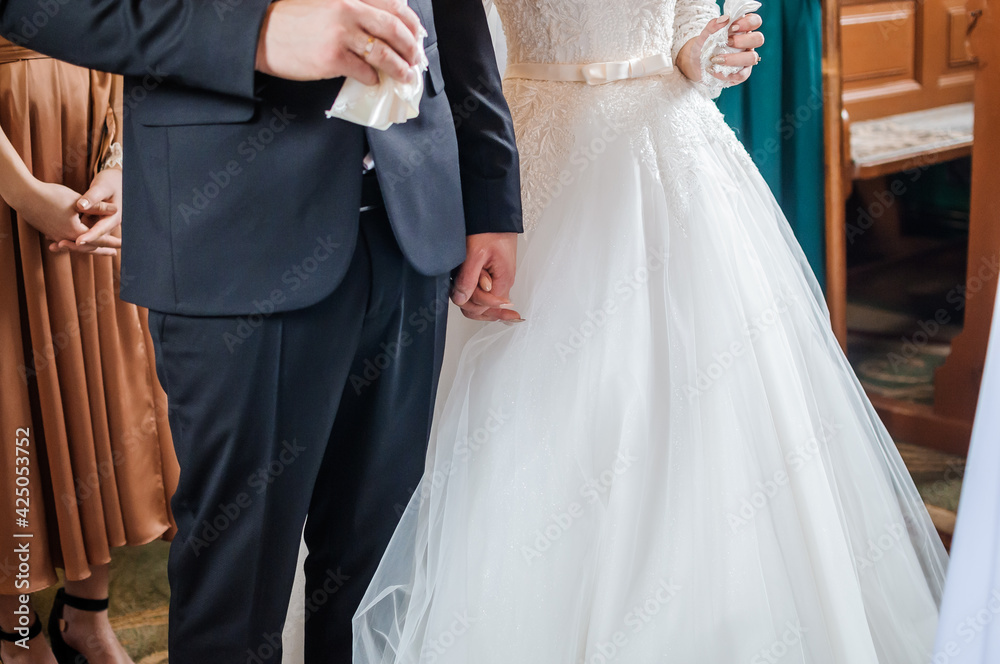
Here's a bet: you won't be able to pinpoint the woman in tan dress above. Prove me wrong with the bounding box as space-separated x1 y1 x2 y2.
0 37 178 664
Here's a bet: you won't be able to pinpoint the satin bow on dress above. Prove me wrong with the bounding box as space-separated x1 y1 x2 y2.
505 53 674 85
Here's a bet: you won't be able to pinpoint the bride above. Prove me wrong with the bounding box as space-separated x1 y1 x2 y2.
354 0 948 661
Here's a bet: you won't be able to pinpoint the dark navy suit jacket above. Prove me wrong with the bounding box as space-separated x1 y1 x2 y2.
0 0 522 315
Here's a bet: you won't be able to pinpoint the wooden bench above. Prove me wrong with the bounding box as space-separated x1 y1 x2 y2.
822 0 983 458
848 101 973 180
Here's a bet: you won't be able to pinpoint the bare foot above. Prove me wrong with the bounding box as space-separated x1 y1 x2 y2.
0 625 57 664
57 563 134 664
0 593 56 664
57 606 134 664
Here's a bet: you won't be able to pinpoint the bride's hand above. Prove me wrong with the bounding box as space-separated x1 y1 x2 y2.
452 233 521 322
676 13 764 87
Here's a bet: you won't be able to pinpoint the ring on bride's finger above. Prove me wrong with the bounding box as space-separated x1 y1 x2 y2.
363 36 376 57
754 51 761 65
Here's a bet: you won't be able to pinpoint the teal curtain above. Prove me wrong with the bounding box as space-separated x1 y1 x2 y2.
715 0 826 288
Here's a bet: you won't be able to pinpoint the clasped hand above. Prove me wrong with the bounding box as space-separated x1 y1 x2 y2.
452 233 522 323
677 12 765 86
16 168 123 256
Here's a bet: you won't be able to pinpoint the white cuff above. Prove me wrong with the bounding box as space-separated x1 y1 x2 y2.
101 142 123 171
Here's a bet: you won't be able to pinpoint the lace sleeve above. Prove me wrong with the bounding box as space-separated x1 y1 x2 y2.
672 0 726 99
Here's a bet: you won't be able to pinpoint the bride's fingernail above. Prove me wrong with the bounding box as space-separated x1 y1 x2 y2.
718 14 730 24
502 318 526 326
497 303 517 310
711 55 727 65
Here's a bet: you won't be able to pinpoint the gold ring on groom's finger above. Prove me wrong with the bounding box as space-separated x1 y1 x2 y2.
364 36 376 57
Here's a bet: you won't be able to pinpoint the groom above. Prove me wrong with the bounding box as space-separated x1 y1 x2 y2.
0 0 521 661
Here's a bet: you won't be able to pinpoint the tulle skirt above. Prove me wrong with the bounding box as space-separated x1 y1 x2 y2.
354 76 947 663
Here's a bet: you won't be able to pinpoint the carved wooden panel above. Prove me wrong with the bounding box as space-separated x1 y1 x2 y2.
948 6 976 67
842 2 916 85
839 0 975 122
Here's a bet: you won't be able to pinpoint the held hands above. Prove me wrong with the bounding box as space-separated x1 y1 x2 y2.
452 233 522 323
255 0 425 86
16 169 123 256
677 13 764 86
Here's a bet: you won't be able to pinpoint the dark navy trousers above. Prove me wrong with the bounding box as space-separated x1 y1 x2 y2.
150 178 450 663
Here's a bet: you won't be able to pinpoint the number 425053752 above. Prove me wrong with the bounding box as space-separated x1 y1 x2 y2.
14 427 30 522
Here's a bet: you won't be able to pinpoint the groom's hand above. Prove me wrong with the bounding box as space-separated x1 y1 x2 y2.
255 0 425 85
452 233 521 322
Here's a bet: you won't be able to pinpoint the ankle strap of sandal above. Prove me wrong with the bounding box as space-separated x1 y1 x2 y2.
57 588 110 612
0 614 42 642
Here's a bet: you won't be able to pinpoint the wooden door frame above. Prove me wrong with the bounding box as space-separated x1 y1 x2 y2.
823 0 848 346
934 0 999 426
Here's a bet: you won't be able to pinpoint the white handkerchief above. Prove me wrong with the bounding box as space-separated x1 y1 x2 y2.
326 26 430 131
703 0 762 78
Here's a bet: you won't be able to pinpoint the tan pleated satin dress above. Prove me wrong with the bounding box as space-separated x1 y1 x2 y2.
0 37 178 595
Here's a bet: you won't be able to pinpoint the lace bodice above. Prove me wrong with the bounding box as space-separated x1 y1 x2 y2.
493 0 717 69
490 0 753 231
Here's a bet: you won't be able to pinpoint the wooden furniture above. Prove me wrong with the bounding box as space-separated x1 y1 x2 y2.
822 0 848 342
840 0 976 122
926 503 957 548
935 0 999 425
825 0 978 342
822 0 994 457
848 102 973 180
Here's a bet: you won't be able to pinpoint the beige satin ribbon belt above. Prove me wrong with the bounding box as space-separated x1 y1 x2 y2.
505 53 673 85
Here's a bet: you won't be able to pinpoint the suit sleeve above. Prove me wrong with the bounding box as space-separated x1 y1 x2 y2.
0 0 271 100
432 0 523 235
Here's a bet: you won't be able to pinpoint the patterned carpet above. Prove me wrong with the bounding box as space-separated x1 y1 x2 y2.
846 292 966 538
30 541 170 662
851 335 950 404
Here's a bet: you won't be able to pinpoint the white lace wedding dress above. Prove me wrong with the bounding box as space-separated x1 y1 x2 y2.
354 0 948 661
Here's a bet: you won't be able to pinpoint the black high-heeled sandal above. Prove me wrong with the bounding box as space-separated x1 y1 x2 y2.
47 588 110 664
0 613 43 663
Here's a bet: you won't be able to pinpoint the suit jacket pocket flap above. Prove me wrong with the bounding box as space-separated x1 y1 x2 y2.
130 83 257 126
